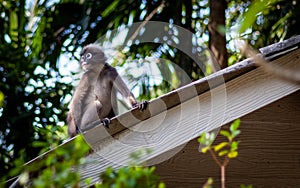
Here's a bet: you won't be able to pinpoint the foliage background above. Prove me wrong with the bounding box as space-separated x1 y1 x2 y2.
0 0 299 180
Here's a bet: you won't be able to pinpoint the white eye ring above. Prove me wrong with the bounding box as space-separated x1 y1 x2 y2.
86 53 92 59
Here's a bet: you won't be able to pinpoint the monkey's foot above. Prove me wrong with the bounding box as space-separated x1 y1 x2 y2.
137 101 149 111
100 118 111 128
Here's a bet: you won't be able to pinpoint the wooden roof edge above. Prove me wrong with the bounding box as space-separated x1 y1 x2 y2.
126 34 300 113
82 35 300 145
21 35 300 169
259 35 300 59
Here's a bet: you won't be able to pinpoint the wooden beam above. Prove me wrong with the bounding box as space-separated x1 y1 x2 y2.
82 35 300 146
77 48 300 186
260 35 300 59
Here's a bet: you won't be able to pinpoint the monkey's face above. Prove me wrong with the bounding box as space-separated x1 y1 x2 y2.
80 52 94 71
80 44 107 71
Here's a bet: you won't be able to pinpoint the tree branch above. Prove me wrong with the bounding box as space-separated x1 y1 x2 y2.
128 0 166 42
239 41 300 84
208 148 222 168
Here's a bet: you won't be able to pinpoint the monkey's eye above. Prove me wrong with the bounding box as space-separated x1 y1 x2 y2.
86 53 92 60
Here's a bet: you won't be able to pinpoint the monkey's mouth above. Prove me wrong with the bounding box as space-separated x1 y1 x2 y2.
81 62 87 66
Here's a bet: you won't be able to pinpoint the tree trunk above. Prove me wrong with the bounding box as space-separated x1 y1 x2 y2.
209 0 228 70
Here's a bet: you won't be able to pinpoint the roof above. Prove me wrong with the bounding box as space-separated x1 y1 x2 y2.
26 35 300 186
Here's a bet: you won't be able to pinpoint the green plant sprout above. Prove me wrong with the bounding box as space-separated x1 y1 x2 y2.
6 135 90 188
98 165 165 188
198 119 242 188
202 177 213 188
96 148 165 188
5 139 164 188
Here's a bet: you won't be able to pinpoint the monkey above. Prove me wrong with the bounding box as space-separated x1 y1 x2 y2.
67 44 148 137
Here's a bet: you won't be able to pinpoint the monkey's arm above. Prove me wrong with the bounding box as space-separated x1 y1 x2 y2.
111 69 138 107
111 69 148 111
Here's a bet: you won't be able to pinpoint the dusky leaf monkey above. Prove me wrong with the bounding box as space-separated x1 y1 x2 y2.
67 44 148 137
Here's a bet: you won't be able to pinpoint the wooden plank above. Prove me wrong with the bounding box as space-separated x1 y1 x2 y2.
259 35 300 59
77 48 300 186
81 36 300 146
154 91 300 188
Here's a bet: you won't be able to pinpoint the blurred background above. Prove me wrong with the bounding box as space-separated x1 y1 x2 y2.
0 0 299 179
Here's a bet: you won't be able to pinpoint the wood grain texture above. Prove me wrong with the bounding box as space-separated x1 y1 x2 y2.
155 91 300 188
76 49 300 186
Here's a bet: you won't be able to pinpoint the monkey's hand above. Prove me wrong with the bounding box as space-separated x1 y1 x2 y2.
134 101 149 111
100 118 111 128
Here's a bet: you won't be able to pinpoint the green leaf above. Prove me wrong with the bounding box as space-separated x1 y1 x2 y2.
239 0 265 33
239 0 284 33
0 91 4 107
102 0 120 17
232 130 241 138
218 150 228 157
241 184 253 188
231 141 239 151
201 147 210 154
230 119 241 132
213 142 228 152
203 177 213 188
198 132 210 146
220 130 231 138
158 182 166 188
32 141 48 148
9 10 18 41
207 177 213 183
198 134 204 144
228 151 238 158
